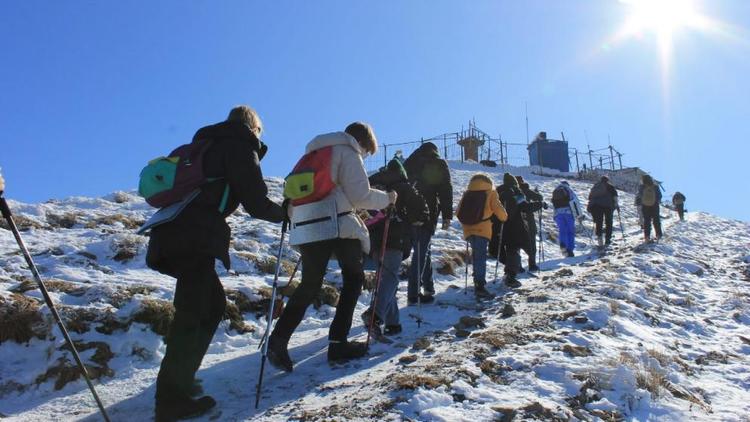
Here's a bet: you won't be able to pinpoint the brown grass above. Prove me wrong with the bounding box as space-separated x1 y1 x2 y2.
46 213 79 229
392 374 448 390
111 235 145 263
85 214 144 230
223 302 254 334
0 294 47 344
133 299 174 336
0 214 45 231
436 249 470 276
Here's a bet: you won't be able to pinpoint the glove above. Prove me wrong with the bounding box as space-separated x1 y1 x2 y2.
387 191 398 205
543 202 549 210
258 142 269 161
441 220 451 230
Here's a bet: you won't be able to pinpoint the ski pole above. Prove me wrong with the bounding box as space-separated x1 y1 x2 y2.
255 218 288 409
617 208 626 240
366 207 393 348
464 241 469 294
0 191 111 422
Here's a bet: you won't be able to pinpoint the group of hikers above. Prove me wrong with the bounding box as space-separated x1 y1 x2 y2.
142 106 687 421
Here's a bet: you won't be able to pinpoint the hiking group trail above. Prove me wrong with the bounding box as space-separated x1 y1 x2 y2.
1 162 748 421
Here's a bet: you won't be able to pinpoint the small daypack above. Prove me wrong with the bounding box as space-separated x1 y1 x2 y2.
457 190 488 225
552 186 570 208
139 140 228 210
642 185 657 207
589 182 609 201
284 146 336 206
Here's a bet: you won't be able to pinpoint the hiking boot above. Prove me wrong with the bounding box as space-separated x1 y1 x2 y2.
504 276 521 288
419 293 435 304
328 340 368 363
266 335 293 373
384 324 402 335
189 379 203 397
474 285 495 300
566 250 575 258
528 264 540 272
155 396 216 422
518 267 526 274
361 308 383 328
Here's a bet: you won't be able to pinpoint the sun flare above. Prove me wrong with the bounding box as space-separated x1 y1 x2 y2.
619 0 704 41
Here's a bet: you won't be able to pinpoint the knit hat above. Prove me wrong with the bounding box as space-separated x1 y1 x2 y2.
503 172 518 187
386 158 408 181
600 176 609 182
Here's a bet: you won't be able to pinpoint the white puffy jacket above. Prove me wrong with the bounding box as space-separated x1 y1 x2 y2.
289 132 390 253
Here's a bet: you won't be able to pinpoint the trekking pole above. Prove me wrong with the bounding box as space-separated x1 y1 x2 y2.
493 223 504 283
617 208 626 240
538 210 545 264
464 241 469 294
366 207 393 348
0 189 111 422
413 230 423 328
255 218 288 409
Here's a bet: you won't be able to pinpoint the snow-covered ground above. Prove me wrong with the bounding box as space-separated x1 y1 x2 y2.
1 162 749 421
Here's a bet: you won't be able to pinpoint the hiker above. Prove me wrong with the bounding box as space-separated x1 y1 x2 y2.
403 142 453 304
636 174 663 241
267 122 396 371
364 159 429 336
672 191 687 221
145 106 285 421
490 173 543 287
587 176 619 248
457 174 508 298
551 180 584 257
516 176 547 272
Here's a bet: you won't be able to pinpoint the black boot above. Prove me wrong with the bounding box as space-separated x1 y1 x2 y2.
155 396 216 422
504 275 521 288
328 340 368 363
384 324 402 335
266 335 293 373
474 284 495 300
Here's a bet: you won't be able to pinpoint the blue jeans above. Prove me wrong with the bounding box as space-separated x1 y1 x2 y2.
468 235 489 286
364 249 402 325
408 225 434 298
554 212 576 252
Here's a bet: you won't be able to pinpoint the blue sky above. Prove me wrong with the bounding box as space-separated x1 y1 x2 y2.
1 1 748 221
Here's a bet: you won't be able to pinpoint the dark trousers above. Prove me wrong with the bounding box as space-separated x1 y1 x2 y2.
676 204 685 220
642 205 663 239
500 244 522 277
408 225 434 298
272 238 364 343
590 206 614 241
156 256 226 403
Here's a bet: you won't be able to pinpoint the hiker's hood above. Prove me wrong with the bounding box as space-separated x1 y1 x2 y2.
306 131 363 156
468 175 494 191
411 142 440 159
369 159 408 188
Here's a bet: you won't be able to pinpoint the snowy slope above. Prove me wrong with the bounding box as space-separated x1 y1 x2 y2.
1 163 749 421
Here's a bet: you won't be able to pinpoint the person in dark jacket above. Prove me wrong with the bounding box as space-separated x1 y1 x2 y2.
635 174 663 241
363 159 429 336
672 192 687 221
587 176 619 247
403 142 453 304
490 173 543 287
516 176 547 272
145 106 284 421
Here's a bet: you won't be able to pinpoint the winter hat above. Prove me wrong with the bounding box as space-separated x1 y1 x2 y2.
386 158 408 181
600 176 609 182
560 180 569 186
503 172 518 187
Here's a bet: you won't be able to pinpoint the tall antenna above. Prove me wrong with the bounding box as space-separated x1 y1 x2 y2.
525 102 530 145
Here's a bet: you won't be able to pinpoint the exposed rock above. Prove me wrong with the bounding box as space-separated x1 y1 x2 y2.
398 354 418 364
573 315 589 324
413 337 431 350
501 304 516 318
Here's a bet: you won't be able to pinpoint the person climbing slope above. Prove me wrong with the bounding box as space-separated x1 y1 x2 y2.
587 176 619 248
551 180 583 258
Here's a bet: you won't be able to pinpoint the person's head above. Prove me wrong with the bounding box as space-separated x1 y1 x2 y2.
600 176 609 183
227 105 263 137
515 175 526 185
503 172 518 187
470 173 493 186
560 180 569 187
345 122 378 156
642 174 653 185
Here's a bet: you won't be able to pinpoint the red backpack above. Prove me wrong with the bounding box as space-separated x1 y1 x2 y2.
284 146 336 206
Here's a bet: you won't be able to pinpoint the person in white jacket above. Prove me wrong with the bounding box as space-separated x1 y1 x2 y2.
268 122 396 371
551 180 583 257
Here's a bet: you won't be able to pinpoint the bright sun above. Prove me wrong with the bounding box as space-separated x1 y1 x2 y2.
618 0 705 43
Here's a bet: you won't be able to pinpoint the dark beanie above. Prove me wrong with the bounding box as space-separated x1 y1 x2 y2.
601 176 609 182
503 172 518 187
386 158 408 181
